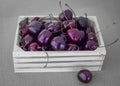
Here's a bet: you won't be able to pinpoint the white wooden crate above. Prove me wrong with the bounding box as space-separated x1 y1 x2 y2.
13 16 106 73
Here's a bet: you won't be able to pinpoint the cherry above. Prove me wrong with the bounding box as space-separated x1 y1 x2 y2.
86 26 93 34
28 21 42 35
31 17 40 22
85 40 98 50
87 32 96 40
67 29 85 43
77 70 92 83
77 16 87 30
62 20 76 29
20 34 34 50
59 9 73 21
47 22 61 33
28 42 42 51
37 29 53 46
60 34 69 43
67 44 79 51
51 36 66 51
43 22 51 29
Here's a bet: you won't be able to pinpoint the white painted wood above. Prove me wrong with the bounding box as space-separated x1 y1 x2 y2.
14 56 103 63
15 66 101 72
13 51 101 57
14 61 102 68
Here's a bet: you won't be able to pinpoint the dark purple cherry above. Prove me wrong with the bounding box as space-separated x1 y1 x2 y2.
60 34 69 43
59 9 73 21
20 26 29 37
47 22 60 33
28 21 42 35
79 46 83 50
31 17 40 22
43 22 50 29
85 40 98 50
51 36 66 51
77 70 92 83
28 42 42 51
88 32 96 40
42 45 50 51
86 26 93 34
20 34 33 50
62 20 75 29
67 29 85 43
67 44 79 51
79 30 85 41
37 29 53 46
77 17 87 30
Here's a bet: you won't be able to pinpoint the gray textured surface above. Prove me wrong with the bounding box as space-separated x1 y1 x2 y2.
0 0 120 86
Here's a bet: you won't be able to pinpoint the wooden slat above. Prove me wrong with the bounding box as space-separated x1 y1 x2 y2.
14 56 104 63
14 61 102 68
15 66 101 72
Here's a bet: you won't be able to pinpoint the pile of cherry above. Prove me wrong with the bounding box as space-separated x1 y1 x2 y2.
19 10 98 51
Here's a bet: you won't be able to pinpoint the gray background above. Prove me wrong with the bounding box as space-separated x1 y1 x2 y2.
0 0 120 86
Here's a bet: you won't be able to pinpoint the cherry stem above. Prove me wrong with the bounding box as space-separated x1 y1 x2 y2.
59 1 72 29
41 47 49 68
59 1 68 21
35 46 49 68
65 3 77 19
49 14 53 23
38 16 48 21
49 13 60 22
67 44 79 50
65 3 78 28
21 42 29 49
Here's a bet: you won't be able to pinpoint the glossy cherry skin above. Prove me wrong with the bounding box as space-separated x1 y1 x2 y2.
87 32 96 40
62 20 76 29
20 25 29 37
85 40 98 50
20 34 34 50
86 26 93 34
67 44 79 51
51 36 66 51
67 29 85 43
28 21 42 35
77 17 87 30
37 29 53 46
43 22 50 29
28 42 42 51
47 22 60 33
77 70 92 83
60 34 69 43
31 17 40 22
59 9 73 21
